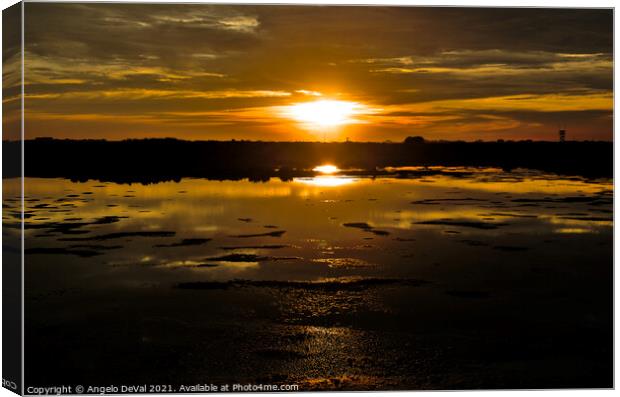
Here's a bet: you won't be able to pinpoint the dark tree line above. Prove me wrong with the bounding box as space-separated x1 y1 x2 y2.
2 138 612 183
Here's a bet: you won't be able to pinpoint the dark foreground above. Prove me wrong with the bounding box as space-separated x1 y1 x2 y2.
9 168 612 390
26 279 612 390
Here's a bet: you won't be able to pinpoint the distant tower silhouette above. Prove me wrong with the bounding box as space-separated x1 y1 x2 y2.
559 129 566 142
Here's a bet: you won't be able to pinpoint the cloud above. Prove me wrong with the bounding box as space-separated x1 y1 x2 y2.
366 50 611 79
25 87 291 101
151 12 259 33
382 92 612 115
20 4 613 141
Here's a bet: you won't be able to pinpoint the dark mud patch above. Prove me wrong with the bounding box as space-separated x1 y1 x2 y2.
219 244 290 250
25 215 128 235
558 216 611 222
25 247 102 258
481 212 538 219
411 198 488 205
511 196 602 204
56 230 91 235
231 230 286 238
92 216 128 225
59 231 175 242
205 254 301 262
590 209 612 214
343 222 390 237
343 222 372 230
154 238 212 248
31 203 52 209
415 219 507 230
68 244 122 250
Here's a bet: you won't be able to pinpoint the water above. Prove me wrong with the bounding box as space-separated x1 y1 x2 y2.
7 167 613 388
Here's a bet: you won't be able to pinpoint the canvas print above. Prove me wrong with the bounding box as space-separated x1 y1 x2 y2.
2 2 613 393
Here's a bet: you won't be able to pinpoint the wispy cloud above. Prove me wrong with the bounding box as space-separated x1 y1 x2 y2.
364 50 611 78
25 88 291 101
20 4 612 141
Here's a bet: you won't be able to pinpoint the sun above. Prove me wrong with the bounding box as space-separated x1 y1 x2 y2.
282 99 366 128
313 165 339 174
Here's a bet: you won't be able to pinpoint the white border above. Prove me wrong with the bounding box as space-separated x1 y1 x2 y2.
0 1 615 397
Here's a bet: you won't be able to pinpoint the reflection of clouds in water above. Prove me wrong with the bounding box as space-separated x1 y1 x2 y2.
20 177 293 198
430 175 607 195
160 259 258 270
312 257 375 269
377 208 498 229
13 168 613 291
543 214 611 234
193 225 219 232
555 228 593 234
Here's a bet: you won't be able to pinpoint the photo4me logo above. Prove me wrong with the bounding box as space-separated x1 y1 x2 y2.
2 378 17 391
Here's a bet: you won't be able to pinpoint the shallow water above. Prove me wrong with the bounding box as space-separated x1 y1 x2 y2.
9 167 613 389
8 167 611 289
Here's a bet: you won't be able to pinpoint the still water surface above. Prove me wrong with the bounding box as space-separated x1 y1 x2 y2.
6 167 611 291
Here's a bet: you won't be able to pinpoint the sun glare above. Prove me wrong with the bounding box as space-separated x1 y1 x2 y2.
282 99 367 128
313 165 339 174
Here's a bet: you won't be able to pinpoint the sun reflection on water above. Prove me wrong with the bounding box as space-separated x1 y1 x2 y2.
294 176 358 187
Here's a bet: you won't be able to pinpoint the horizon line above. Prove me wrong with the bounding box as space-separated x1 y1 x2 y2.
3 137 613 144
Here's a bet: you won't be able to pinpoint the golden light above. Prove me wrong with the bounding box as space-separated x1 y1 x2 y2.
281 99 368 128
313 165 339 174
294 176 358 187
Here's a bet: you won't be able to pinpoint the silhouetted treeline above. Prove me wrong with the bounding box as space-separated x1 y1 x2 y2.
2 138 613 183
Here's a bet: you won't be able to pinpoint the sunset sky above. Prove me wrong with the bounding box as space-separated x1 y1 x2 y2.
10 4 613 141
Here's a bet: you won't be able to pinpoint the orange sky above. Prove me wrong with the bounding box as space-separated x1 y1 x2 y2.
3 4 613 142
